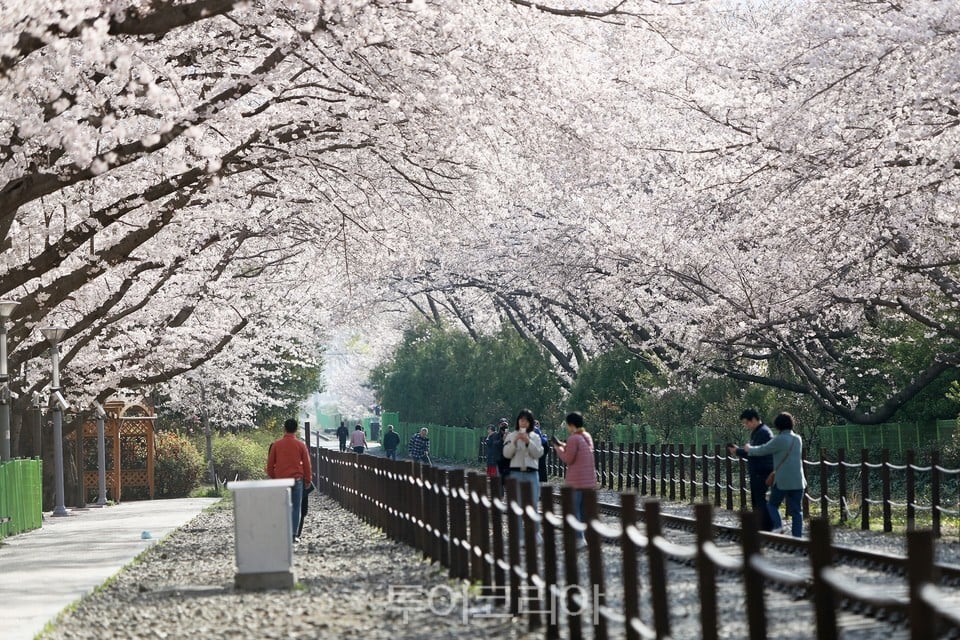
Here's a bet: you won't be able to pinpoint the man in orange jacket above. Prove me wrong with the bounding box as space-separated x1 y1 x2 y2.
266 418 313 542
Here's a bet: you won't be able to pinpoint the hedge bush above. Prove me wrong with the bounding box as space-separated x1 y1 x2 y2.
155 432 204 498
213 434 267 482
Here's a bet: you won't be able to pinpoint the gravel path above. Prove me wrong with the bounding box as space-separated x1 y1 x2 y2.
40 494 539 640
38 481 960 640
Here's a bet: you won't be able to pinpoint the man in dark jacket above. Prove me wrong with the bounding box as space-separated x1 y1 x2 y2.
336 421 349 453
382 424 400 460
728 408 775 531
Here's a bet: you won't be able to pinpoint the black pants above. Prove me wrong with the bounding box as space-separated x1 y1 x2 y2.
749 471 775 531
339 439 347 452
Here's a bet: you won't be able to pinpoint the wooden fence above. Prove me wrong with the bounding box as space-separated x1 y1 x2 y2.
520 442 960 539
316 449 960 640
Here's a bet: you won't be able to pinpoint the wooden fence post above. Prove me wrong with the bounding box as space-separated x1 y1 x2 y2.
468 472 484 581
713 445 722 510
584 489 607 640
668 444 676 501
724 446 733 511
695 503 718 640
641 443 649 496
882 449 892 533
560 486 583 640
660 444 668 497
741 511 767 640
931 450 941 538
598 443 607 490
809 518 838 639
644 500 670 638
490 476 506 605
506 478 521 616
701 444 709 504
541 485 560 640
520 480 541 631
622 492 641 640
907 529 937 640
905 450 916 531
679 444 686 502
618 443 625 492
861 448 871 531
820 448 829 520
449 468 468 579
838 448 847 525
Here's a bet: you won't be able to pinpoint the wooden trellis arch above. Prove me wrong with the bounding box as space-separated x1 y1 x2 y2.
79 400 155 503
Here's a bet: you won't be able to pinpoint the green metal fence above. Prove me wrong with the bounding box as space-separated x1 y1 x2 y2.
814 420 957 452
0 459 43 540
395 422 483 463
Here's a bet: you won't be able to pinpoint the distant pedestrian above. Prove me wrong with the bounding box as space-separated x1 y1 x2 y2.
745 412 806 537
350 425 367 454
495 419 511 480
533 420 550 483
409 427 431 465
553 411 596 544
484 425 504 477
266 418 312 542
382 424 400 460
336 421 349 453
728 408 775 531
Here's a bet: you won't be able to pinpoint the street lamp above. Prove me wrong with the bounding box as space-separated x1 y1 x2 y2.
0 299 19 462
41 326 70 517
92 402 108 507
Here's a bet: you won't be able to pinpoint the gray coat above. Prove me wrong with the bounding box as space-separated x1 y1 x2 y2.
747 430 806 490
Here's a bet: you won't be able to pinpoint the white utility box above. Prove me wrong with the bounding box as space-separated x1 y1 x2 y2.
230 478 295 590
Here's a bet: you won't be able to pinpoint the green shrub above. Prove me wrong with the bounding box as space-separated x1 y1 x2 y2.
155 432 204 498
213 434 267 482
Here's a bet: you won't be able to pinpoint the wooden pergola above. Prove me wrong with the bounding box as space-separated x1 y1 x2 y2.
78 400 155 503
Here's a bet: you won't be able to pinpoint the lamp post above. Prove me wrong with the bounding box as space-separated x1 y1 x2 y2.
0 299 19 462
41 326 69 517
31 391 42 459
93 402 108 506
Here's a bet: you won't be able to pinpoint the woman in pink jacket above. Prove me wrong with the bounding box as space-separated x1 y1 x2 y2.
553 411 596 544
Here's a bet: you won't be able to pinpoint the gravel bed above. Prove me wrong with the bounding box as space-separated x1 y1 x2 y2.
41 494 540 640
40 480 960 640
594 487 960 564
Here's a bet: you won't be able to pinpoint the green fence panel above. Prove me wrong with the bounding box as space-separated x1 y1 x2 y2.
0 459 43 540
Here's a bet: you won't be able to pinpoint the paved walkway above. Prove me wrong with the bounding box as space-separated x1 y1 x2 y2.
0 498 218 640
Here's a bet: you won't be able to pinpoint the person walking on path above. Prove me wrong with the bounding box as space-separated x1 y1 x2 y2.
495 419 511 480
728 408 775 531
409 427 431 465
382 424 400 460
336 421 349 453
350 425 368 454
552 411 596 544
744 411 806 537
266 418 313 541
484 424 504 477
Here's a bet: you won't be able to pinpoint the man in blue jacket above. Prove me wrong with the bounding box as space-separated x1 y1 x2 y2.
728 409 775 531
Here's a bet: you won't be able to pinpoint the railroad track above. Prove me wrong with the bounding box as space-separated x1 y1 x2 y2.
540 494 960 638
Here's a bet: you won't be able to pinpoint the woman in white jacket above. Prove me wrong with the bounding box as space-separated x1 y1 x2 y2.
503 408 545 523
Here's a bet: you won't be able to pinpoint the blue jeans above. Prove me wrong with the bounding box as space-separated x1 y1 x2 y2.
572 489 586 541
386 449 397 460
513 470 541 537
290 479 304 541
767 486 803 537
